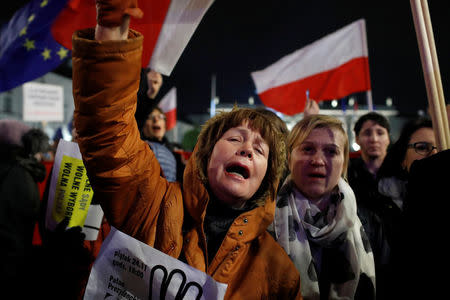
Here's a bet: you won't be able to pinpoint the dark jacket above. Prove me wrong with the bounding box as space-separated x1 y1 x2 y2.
72 28 302 299
397 149 450 299
347 158 395 213
348 157 399 244
347 157 392 300
0 147 45 295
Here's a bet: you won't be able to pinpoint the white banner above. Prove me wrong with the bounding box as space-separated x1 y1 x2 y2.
84 227 228 300
22 82 64 122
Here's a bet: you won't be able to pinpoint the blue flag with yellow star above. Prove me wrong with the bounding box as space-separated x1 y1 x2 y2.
0 0 71 92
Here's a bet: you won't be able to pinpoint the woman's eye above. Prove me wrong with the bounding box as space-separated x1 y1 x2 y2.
416 144 427 151
326 149 338 155
301 146 314 153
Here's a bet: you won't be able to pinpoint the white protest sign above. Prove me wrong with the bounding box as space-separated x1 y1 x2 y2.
84 227 228 300
45 139 102 240
22 82 64 122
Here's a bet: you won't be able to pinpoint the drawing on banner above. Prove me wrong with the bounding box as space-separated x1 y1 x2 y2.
84 227 227 300
149 265 203 300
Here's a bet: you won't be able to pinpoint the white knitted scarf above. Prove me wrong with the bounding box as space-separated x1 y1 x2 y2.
272 178 376 300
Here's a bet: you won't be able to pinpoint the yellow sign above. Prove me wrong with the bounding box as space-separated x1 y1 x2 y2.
51 155 94 228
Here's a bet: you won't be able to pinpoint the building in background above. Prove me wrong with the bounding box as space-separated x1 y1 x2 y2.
0 71 74 142
0 70 415 154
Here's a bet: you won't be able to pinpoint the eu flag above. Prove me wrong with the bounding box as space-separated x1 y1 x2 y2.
0 0 70 93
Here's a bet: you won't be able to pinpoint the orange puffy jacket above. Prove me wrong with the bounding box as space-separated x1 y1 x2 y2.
72 28 302 300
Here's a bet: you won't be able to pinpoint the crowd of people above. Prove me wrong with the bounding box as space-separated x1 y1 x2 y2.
1 2 449 300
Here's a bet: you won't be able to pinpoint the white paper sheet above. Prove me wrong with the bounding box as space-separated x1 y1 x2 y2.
84 227 228 300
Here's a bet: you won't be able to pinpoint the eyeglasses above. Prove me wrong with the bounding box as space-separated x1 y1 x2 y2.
407 142 437 155
149 113 166 121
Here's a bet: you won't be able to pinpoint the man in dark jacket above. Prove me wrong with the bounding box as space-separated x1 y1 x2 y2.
0 120 48 297
347 112 392 299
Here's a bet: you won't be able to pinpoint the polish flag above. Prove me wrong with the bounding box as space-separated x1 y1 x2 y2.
158 87 177 131
251 19 371 115
51 0 214 75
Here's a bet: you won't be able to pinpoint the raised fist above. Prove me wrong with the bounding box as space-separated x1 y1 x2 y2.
96 0 143 27
304 98 320 117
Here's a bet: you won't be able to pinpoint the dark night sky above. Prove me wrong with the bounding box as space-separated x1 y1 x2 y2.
165 0 449 120
2 1 449 120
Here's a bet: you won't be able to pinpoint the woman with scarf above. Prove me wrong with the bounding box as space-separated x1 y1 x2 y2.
270 115 376 300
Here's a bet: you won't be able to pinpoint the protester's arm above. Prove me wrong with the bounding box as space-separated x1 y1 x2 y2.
303 98 320 117
95 17 129 41
72 7 179 244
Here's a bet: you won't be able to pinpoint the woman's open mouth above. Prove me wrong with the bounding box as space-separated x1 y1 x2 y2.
225 163 250 179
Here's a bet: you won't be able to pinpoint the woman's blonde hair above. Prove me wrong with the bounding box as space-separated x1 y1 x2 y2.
195 107 286 206
287 114 349 178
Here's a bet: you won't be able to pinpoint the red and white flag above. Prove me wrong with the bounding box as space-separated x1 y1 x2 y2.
158 87 177 131
149 0 215 75
51 0 214 75
251 19 371 115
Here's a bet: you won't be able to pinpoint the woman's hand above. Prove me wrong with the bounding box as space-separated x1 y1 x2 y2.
304 98 320 117
95 17 130 41
94 0 143 41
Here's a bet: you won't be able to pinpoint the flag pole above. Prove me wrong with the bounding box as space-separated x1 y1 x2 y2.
210 73 216 118
410 0 449 150
366 90 373 111
173 94 179 144
420 0 450 147
360 19 373 112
